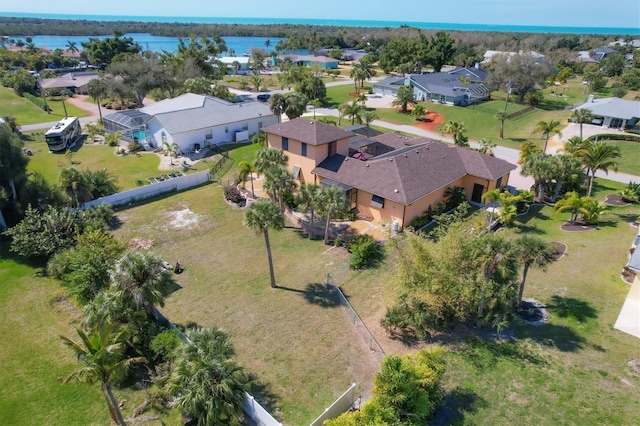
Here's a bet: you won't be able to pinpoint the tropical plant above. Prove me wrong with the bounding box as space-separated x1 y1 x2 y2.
169 327 248 425
571 108 594 139
340 100 365 125
515 235 554 306
533 120 562 153
84 168 119 199
245 199 283 288
60 324 145 425
269 93 286 122
112 251 177 320
391 85 415 113
554 191 587 225
237 161 257 198
363 110 379 127
478 138 497 156
581 198 608 225
442 120 469 147
579 141 620 197
87 78 109 122
562 136 587 155
495 111 508 139
162 141 179 165
58 167 94 208
263 164 297 221
318 186 349 245
518 141 543 165
412 104 426 121
618 181 640 203
283 92 308 120
444 186 467 208
521 153 555 201
254 147 288 175
251 132 267 148
295 183 323 239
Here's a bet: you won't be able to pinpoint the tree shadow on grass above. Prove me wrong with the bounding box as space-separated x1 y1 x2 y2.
430 387 488 426
457 337 546 369
245 372 282 422
517 323 586 352
277 282 342 308
547 295 598 323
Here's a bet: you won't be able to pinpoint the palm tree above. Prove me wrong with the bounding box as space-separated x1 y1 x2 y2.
87 78 109 123
85 168 119 198
562 136 586 156
363 110 379 127
112 251 176 319
521 153 555 202
269 93 286 122
66 40 79 58
340 100 365 125
571 108 594 139
255 147 288 175
237 161 257 198
162 141 179 165
495 111 508 139
444 186 467 208
580 141 620 197
245 199 283 288
295 183 323 239
515 235 554 306
60 324 145 426
349 60 375 95
533 120 562 153
442 120 469 146
263 164 297 222
59 167 93 208
283 92 308 120
391 85 415 113
554 191 587 225
318 186 349 245
477 138 497 156
251 132 267 148
473 233 518 329
518 141 543 165
169 327 248 425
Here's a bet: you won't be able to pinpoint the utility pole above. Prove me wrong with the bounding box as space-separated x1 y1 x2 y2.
503 79 512 113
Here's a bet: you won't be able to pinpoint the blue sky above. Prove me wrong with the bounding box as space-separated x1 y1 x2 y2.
2 0 639 28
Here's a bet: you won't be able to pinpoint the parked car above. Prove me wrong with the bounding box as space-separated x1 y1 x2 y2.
257 94 271 102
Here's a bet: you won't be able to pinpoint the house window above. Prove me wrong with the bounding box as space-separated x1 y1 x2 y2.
496 177 503 189
205 131 212 140
161 132 167 143
282 137 289 151
371 195 385 208
242 122 248 130
301 142 307 157
225 127 229 133
610 118 623 128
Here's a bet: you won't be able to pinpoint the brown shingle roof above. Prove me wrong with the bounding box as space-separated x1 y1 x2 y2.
263 118 354 146
369 132 427 150
313 142 516 205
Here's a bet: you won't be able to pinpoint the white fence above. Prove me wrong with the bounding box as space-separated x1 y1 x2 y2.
243 393 283 426
82 170 210 209
309 383 358 426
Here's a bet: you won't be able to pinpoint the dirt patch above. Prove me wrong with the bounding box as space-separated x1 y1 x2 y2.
166 208 199 229
605 194 630 206
549 241 568 261
130 237 154 250
622 266 637 284
560 219 595 232
413 111 445 132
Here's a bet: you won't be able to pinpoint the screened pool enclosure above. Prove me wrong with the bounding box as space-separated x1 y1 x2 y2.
103 110 152 145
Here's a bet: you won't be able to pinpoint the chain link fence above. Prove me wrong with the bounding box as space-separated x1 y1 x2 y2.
327 273 386 363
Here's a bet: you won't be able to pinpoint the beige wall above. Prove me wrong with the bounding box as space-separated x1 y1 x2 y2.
266 133 351 185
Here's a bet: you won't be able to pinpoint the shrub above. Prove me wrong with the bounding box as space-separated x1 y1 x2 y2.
150 328 182 363
346 234 380 270
223 184 244 204
128 142 143 153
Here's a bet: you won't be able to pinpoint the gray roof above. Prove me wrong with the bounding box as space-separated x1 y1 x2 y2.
573 97 640 120
447 65 489 83
40 71 99 89
373 75 404 90
263 118 354 145
313 141 516 205
103 110 152 128
140 93 274 134
410 73 489 98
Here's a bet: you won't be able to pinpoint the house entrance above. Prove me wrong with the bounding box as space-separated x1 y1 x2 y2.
471 183 485 203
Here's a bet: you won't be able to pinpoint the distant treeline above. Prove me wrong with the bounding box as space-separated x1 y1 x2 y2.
0 17 633 58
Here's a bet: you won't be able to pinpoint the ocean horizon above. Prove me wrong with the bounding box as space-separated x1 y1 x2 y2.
1 12 638 35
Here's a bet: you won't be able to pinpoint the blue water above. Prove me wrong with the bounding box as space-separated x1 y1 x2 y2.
1 12 638 35
20 33 282 54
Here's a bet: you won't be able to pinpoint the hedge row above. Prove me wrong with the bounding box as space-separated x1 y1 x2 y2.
585 133 640 143
23 93 50 111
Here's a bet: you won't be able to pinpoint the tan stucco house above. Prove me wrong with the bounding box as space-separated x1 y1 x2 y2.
263 118 517 230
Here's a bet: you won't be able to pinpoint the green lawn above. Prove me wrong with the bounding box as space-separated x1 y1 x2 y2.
0 87 88 126
0 248 148 425
615 140 640 176
23 133 219 190
325 83 371 108
110 185 378 425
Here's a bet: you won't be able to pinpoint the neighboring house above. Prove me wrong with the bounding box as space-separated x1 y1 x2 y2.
40 71 100 95
282 54 339 69
591 46 618 61
373 72 490 106
218 56 251 74
263 118 516 230
104 93 277 152
572 96 640 130
482 50 546 64
447 63 489 83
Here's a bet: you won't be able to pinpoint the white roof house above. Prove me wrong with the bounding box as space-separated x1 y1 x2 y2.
572 97 640 129
218 56 251 73
104 93 277 153
482 50 545 64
